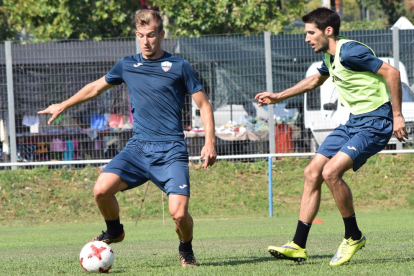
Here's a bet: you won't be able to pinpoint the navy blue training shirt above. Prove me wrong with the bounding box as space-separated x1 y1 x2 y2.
105 52 203 141
317 41 393 125
317 42 383 75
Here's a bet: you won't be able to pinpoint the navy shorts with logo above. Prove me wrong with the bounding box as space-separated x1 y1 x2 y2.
103 138 190 196
316 118 393 171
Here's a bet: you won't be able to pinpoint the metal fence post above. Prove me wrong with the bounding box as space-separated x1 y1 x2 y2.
5 41 17 169
264 32 275 156
268 156 273 217
393 26 402 150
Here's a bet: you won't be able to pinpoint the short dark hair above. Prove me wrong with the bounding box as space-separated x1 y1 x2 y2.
302 7 340 36
135 9 163 33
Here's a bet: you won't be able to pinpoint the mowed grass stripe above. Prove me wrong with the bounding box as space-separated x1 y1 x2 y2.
1 211 413 275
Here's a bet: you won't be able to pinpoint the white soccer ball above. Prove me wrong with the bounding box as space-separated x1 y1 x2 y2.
79 241 114 273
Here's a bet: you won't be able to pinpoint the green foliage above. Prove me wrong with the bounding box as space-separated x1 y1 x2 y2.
357 0 407 25
0 4 15 40
305 0 321 13
408 194 414 207
1 154 413 226
0 0 144 41
152 0 307 37
0 165 100 224
342 0 362 21
306 0 361 22
341 18 388 31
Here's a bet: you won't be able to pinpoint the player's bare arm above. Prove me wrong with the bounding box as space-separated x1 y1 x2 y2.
254 73 328 106
192 90 217 169
38 76 115 125
376 62 408 142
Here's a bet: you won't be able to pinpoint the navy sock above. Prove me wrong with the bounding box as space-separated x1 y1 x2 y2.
292 220 312 249
105 217 123 237
179 238 193 254
343 214 361 240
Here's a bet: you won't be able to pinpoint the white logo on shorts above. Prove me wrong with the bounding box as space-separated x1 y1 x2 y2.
179 184 187 189
347 146 357 151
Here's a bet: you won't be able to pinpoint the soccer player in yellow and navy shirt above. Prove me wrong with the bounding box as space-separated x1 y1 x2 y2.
39 9 216 267
255 7 408 266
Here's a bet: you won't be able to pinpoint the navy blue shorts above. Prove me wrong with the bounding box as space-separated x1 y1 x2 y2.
316 118 393 171
102 138 190 196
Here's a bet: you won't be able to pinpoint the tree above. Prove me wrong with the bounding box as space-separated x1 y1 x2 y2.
0 0 148 41
151 0 307 37
0 8 12 40
342 0 361 21
357 0 406 24
306 0 361 21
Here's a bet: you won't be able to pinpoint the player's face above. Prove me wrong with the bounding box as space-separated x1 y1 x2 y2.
135 20 165 59
305 23 329 53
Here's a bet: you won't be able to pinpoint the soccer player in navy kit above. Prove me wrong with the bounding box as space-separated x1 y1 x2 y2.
39 9 217 267
255 8 408 266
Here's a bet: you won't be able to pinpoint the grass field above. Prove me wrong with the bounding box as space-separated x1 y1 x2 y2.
0 154 413 275
1 211 413 275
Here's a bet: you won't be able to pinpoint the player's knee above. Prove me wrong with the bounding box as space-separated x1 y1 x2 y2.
170 209 189 225
304 164 321 181
93 181 112 201
321 166 338 183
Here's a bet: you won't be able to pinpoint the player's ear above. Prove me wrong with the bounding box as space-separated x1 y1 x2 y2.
160 29 165 40
325 26 334 36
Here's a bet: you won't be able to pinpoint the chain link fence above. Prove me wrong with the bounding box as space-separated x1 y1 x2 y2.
0 29 413 168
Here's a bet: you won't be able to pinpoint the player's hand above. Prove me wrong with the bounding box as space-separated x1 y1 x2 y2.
254 92 280 107
38 103 65 125
200 142 217 169
393 114 409 142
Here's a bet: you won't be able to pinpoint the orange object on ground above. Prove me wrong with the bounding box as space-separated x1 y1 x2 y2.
275 122 293 153
313 218 324 223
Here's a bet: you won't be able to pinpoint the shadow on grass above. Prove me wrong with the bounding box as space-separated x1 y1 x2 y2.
287 255 414 266
200 256 275 266
103 271 124 274
100 255 414 272
351 257 414 264
200 254 333 266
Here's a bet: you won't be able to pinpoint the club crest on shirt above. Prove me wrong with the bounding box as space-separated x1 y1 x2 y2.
161 61 172 72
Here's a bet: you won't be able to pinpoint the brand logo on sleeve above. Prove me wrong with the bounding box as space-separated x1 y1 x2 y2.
133 63 143 67
161 61 172 72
